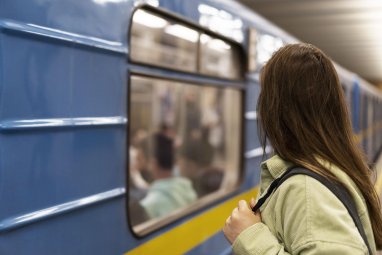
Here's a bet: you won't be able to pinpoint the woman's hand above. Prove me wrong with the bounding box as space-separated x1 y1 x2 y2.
223 198 262 244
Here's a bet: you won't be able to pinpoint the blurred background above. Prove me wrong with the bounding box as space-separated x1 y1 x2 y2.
239 0 382 89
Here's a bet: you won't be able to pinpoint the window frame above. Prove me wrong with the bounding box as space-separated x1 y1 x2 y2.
126 72 245 237
129 9 200 73
128 5 246 81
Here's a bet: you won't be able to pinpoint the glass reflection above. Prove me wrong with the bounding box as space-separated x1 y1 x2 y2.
130 10 198 72
129 76 242 226
257 34 283 65
200 34 241 79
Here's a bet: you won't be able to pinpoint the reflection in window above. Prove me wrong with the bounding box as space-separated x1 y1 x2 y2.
130 9 199 72
256 34 283 66
129 76 242 228
200 34 242 79
248 28 258 72
130 8 244 80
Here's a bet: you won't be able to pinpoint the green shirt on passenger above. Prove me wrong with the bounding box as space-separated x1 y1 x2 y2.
140 177 197 219
233 155 376 255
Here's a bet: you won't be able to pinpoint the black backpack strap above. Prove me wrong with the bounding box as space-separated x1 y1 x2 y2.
252 166 372 255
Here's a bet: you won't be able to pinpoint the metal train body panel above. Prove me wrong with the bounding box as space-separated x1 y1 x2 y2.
0 0 381 254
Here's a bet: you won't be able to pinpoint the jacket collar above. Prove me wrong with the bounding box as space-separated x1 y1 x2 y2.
259 155 293 194
261 154 293 178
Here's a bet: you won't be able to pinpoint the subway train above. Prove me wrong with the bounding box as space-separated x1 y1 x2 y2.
0 0 382 254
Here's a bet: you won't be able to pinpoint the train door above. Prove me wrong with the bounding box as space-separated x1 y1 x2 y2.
126 6 247 254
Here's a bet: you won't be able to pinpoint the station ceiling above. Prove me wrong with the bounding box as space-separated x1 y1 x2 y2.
238 0 382 86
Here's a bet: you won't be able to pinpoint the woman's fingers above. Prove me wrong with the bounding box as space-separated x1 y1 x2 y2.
250 197 256 208
223 199 262 244
238 200 250 211
225 215 231 225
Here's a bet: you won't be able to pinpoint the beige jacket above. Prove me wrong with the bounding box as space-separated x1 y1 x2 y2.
233 155 376 254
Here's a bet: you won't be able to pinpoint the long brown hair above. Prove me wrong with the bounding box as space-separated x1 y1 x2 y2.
257 43 382 248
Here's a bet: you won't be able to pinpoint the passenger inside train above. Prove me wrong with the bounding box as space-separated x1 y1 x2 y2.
139 132 197 219
128 76 242 228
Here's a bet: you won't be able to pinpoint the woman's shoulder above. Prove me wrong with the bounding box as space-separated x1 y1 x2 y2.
270 174 369 252
275 171 367 216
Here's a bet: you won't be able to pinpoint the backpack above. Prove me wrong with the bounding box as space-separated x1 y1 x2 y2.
252 166 372 254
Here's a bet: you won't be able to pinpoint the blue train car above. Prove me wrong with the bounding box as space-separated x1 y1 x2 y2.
0 0 381 254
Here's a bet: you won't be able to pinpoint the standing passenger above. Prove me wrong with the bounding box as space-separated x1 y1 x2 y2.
223 43 382 254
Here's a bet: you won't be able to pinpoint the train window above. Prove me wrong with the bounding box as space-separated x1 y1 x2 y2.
247 28 258 72
130 9 199 72
128 75 242 234
199 33 243 79
359 93 364 132
130 8 244 80
256 33 283 66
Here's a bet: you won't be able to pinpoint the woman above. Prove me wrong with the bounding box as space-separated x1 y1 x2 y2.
223 43 382 254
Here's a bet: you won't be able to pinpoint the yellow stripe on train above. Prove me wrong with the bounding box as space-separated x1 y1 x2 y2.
125 187 259 255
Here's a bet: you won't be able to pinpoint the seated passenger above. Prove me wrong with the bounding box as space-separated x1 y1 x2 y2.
178 126 214 182
140 133 197 219
193 167 223 197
